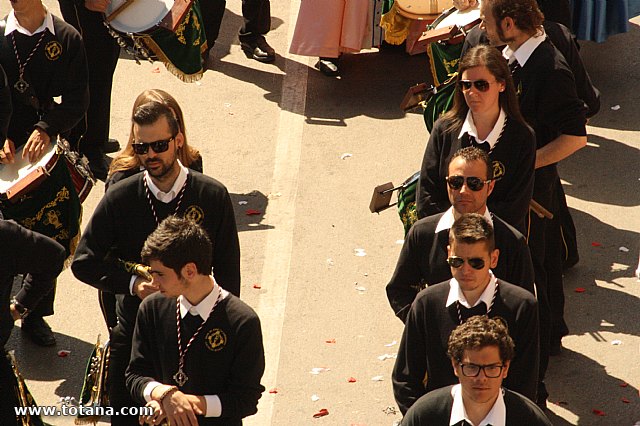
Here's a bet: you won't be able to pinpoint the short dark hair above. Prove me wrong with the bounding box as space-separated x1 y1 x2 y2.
447 315 515 363
449 213 495 252
449 146 492 180
132 101 179 136
484 0 544 34
141 216 212 276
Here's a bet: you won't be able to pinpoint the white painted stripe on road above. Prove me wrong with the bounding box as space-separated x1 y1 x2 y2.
246 1 307 424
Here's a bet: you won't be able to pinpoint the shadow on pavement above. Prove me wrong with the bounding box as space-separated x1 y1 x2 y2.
230 191 273 232
559 134 640 208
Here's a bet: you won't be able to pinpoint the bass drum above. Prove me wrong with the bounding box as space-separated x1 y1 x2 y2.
423 76 457 133
397 171 421 235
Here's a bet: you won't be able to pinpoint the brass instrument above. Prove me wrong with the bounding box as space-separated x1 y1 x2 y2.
75 336 110 425
7 351 47 426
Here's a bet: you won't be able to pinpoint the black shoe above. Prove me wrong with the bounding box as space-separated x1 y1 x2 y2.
87 154 110 182
103 138 120 154
240 36 276 63
22 316 56 346
315 58 339 76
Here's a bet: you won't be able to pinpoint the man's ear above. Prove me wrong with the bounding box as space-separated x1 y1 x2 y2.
501 16 515 33
502 360 510 378
452 359 460 378
180 262 198 280
490 248 499 269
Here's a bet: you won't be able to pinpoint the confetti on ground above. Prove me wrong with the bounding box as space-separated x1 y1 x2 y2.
555 401 568 405
238 200 248 205
591 242 602 247
340 153 353 160
313 408 329 418
619 246 630 252
224 103 232 108
246 209 261 215
371 375 384 381
268 192 282 198
57 350 71 357
622 398 631 403
385 340 398 347
325 338 336 344
378 354 397 361
611 105 621 110
354 248 367 257
252 283 262 289
620 382 629 387
395 240 404 245
311 394 320 402
574 287 586 293
151 66 160 73
311 367 330 375
347 377 357 383
611 340 622 345
355 286 367 292
382 406 397 415
592 409 606 416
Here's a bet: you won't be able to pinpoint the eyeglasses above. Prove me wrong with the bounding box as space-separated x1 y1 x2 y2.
459 363 505 378
458 79 493 92
132 136 175 155
447 256 486 270
446 175 491 191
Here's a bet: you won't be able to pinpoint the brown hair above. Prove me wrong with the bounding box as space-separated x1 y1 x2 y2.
442 45 527 133
447 315 515 363
108 89 201 177
449 146 492 180
483 0 544 34
448 212 496 252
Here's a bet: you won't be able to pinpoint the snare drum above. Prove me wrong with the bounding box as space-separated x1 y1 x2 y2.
396 0 454 20
0 143 58 202
397 171 421 235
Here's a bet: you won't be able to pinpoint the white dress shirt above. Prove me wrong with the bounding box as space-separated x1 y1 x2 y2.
449 383 506 426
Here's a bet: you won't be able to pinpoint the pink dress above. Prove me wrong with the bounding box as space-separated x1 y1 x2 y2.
289 0 372 58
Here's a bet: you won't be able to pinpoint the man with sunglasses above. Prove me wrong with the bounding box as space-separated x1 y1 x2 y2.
401 316 551 426
392 213 539 415
387 147 534 322
72 100 240 425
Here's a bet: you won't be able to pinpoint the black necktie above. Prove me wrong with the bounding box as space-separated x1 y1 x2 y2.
181 312 204 340
469 135 490 152
509 60 520 74
458 302 487 322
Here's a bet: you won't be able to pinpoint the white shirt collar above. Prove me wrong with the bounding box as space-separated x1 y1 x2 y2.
502 28 546 67
178 279 228 320
144 161 189 203
446 271 498 309
5 9 56 36
450 384 506 426
435 207 494 234
459 109 506 151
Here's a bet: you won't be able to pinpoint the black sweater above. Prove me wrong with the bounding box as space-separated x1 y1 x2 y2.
401 385 552 426
392 279 539 414
0 15 88 147
71 172 240 329
416 116 535 233
126 293 265 425
386 212 534 322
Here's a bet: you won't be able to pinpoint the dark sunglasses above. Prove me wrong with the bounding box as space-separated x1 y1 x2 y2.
132 136 174 155
447 256 486 270
458 79 492 92
446 175 491 191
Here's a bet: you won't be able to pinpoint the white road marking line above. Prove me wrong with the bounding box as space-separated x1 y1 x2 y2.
246 1 308 424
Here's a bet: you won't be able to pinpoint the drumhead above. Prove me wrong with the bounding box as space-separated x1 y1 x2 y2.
435 5 480 29
0 143 57 195
396 0 454 16
106 0 175 33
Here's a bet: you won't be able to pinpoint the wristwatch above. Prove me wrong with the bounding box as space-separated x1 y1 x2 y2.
11 298 30 319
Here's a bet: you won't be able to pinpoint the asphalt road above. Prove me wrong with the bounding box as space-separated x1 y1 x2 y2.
6 0 639 425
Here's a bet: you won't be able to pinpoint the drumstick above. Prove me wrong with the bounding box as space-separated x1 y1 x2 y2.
529 199 554 220
106 0 137 23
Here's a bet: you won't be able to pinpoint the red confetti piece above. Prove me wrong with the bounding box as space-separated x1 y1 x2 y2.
57 350 71 357
151 66 160 73
592 409 606 416
325 339 336 344
252 283 262 289
574 287 586 293
313 408 329 418
621 397 630 403
555 401 568 405
591 242 602 247
347 377 357 383
268 388 278 394
246 209 261 215
620 382 629 387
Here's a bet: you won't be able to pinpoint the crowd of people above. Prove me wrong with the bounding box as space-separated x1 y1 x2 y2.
0 0 629 424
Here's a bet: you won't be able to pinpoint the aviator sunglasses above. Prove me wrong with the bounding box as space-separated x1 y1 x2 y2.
458 79 493 92
446 175 491 191
447 256 486 270
132 136 175 155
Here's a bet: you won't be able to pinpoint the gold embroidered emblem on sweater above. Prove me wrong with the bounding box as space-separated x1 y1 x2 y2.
492 161 505 180
184 205 204 224
45 41 62 61
205 328 227 352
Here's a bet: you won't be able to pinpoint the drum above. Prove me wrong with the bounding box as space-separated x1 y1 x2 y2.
423 76 457 132
104 0 207 82
396 0 454 20
397 171 421 235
